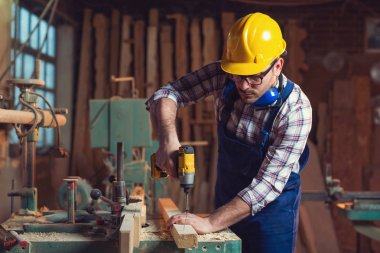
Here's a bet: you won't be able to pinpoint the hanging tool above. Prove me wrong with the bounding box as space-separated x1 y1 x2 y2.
151 145 195 213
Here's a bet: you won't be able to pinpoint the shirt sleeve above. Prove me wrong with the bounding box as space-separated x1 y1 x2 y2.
145 61 227 110
238 91 312 215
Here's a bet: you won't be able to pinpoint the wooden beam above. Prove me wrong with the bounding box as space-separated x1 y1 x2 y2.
118 15 133 97
159 24 174 84
70 9 93 176
158 198 198 249
146 9 159 97
202 17 218 65
120 201 142 253
109 9 121 96
221 12 235 44
93 14 110 99
0 0 11 93
133 20 146 98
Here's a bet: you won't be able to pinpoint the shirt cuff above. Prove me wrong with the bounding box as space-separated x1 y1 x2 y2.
145 91 178 111
238 189 265 215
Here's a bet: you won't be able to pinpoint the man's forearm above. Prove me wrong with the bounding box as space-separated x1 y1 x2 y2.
208 197 251 231
150 98 178 142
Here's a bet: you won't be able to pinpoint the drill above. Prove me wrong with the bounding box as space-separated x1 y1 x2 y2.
151 145 195 213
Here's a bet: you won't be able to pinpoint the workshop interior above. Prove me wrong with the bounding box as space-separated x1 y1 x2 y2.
0 0 380 252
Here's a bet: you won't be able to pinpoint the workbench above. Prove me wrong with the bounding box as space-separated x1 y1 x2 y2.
1 215 241 253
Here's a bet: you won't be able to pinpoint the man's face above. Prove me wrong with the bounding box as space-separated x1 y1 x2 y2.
231 58 284 104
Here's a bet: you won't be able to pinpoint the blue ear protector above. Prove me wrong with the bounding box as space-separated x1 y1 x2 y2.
224 75 284 109
252 87 280 107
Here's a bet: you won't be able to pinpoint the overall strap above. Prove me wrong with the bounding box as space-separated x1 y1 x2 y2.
259 80 294 149
220 79 239 123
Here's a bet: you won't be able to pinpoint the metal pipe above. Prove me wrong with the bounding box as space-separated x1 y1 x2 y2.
116 142 123 181
64 178 78 224
26 141 35 188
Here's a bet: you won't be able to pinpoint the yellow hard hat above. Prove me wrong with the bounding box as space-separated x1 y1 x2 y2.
221 13 286 76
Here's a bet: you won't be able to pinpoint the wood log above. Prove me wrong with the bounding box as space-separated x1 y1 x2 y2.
133 20 146 98
109 9 121 96
93 14 110 99
71 9 93 176
158 198 198 248
118 15 133 97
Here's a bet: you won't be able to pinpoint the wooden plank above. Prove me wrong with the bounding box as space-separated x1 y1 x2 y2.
316 102 328 165
118 15 133 97
283 19 308 84
202 17 218 65
0 0 11 93
167 14 190 143
146 8 159 97
159 24 174 84
93 14 110 99
133 20 146 98
331 79 359 252
158 198 198 248
109 9 121 96
121 201 143 252
71 9 93 176
299 140 340 253
221 12 235 44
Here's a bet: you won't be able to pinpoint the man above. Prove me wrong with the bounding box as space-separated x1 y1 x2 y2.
146 12 312 253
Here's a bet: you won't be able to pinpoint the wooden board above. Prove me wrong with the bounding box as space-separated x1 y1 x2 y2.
159 24 174 84
298 140 340 253
221 12 235 46
120 201 142 253
133 20 146 98
146 9 159 97
158 198 198 248
0 0 11 93
71 9 94 176
202 17 218 65
109 9 121 96
118 15 133 97
93 13 110 99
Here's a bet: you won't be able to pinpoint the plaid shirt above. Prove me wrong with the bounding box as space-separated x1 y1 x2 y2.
146 61 312 215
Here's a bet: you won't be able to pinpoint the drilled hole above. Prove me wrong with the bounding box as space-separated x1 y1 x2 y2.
215 245 221 251
202 246 208 251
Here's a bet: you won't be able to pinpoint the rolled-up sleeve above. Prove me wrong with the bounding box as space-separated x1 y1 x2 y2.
146 62 227 110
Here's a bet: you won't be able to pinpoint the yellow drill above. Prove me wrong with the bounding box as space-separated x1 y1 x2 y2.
151 145 195 213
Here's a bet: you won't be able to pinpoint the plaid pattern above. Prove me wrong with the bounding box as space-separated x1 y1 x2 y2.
146 61 312 215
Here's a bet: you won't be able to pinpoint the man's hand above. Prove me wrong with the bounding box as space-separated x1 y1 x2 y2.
166 197 251 234
155 139 181 178
167 213 214 234
150 98 181 178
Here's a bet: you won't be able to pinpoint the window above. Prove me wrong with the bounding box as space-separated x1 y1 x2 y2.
10 3 57 150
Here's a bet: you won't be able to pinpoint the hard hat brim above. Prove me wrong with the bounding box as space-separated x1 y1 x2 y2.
221 60 270 76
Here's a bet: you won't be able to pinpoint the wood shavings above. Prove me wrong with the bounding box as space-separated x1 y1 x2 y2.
21 232 93 242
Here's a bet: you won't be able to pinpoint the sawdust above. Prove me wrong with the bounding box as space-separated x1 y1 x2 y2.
21 232 94 242
140 219 240 242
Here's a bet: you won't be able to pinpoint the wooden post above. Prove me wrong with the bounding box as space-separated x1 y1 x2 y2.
118 15 133 97
221 12 235 47
133 20 145 98
71 9 94 176
93 14 110 99
158 198 198 248
202 17 218 65
283 19 308 84
146 9 159 97
0 0 11 93
160 24 174 84
109 9 121 96
331 79 361 252
167 14 190 142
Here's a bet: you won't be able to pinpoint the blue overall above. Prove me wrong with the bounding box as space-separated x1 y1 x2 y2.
215 79 309 253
